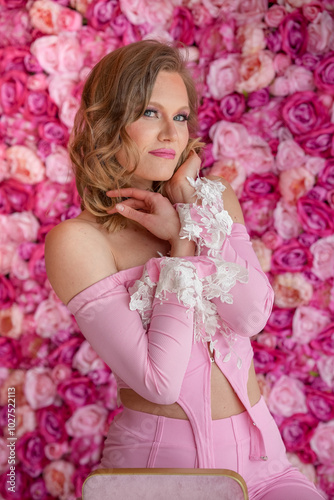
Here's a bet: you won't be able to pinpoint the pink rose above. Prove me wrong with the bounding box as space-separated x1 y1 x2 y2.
45 146 73 184
29 0 75 35
15 405 36 439
65 404 108 437
0 242 16 274
264 4 286 27
86 0 118 30
210 121 251 159
44 441 69 461
240 98 283 141
48 73 78 107
0 179 34 213
310 421 334 465
0 70 27 115
296 124 334 157
253 343 286 374
303 1 323 23
197 98 222 139
219 92 245 121
0 305 24 339
265 307 294 337
282 91 329 136
317 464 334 499
306 389 334 422
285 65 315 93
279 167 315 203
273 200 303 240
206 54 240 100
0 275 15 309
273 53 292 76
310 235 334 280
318 158 334 190
242 198 276 236
169 7 195 45
0 337 20 368
196 19 235 60
305 155 326 175
59 95 80 129
292 306 331 345
297 197 334 237
261 230 283 251
31 32 84 75
237 24 266 56
280 414 318 454
37 405 69 443
251 239 272 272
314 53 334 94
120 0 175 25
280 11 308 58
6 146 45 184
70 434 103 466
51 363 72 383
307 11 334 55
34 296 73 338
48 337 83 366
272 272 313 308
268 375 308 417
57 376 97 410
269 75 291 97
43 460 75 498
317 356 334 389
38 119 69 145
24 367 57 409
72 340 106 374
6 211 40 243
209 158 246 197
239 137 274 174
271 240 313 275
16 431 47 478
188 3 212 26
16 431 47 477
34 180 74 224
23 90 57 123
247 88 269 108
265 30 282 54
236 51 275 94
242 172 278 200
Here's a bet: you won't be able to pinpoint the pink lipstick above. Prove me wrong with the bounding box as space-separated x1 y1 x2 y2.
149 149 176 159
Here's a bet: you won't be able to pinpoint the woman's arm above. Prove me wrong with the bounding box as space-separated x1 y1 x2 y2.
45 212 195 405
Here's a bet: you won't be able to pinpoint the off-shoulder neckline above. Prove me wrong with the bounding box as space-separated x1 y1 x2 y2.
66 222 246 310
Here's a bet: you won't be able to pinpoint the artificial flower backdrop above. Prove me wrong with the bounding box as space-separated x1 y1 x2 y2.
0 0 334 498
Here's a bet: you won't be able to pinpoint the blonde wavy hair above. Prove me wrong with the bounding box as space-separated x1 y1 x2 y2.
69 39 204 232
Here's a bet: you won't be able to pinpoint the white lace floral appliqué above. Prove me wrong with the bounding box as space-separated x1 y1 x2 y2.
176 177 234 257
129 177 248 369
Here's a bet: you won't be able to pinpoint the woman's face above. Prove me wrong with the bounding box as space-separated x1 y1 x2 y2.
117 71 190 189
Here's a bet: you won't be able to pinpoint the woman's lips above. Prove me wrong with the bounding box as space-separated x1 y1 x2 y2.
149 149 176 159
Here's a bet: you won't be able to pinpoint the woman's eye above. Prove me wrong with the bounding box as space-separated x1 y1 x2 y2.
174 114 189 122
143 109 157 118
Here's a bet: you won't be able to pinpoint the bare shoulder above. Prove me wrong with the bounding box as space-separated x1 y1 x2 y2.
205 174 245 225
45 218 117 305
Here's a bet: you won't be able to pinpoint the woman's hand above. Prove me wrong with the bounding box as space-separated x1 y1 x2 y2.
106 187 181 243
164 150 202 205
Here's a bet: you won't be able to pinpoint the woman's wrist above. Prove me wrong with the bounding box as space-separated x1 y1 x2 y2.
169 237 196 257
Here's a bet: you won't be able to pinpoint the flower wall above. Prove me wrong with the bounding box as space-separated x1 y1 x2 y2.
0 0 334 498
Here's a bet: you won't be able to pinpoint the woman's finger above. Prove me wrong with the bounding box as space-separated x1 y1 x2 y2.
106 199 146 213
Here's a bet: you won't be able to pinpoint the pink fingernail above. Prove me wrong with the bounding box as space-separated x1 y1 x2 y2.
116 204 124 212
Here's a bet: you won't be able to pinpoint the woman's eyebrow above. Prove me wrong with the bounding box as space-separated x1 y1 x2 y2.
148 100 190 113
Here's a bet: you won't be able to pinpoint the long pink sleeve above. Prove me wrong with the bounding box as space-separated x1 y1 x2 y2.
211 224 274 337
175 177 274 338
67 263 195 405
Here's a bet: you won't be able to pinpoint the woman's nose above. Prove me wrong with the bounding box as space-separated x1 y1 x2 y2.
158 119 178 141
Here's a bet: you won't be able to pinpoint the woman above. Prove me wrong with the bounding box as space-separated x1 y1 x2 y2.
45 40 325 500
